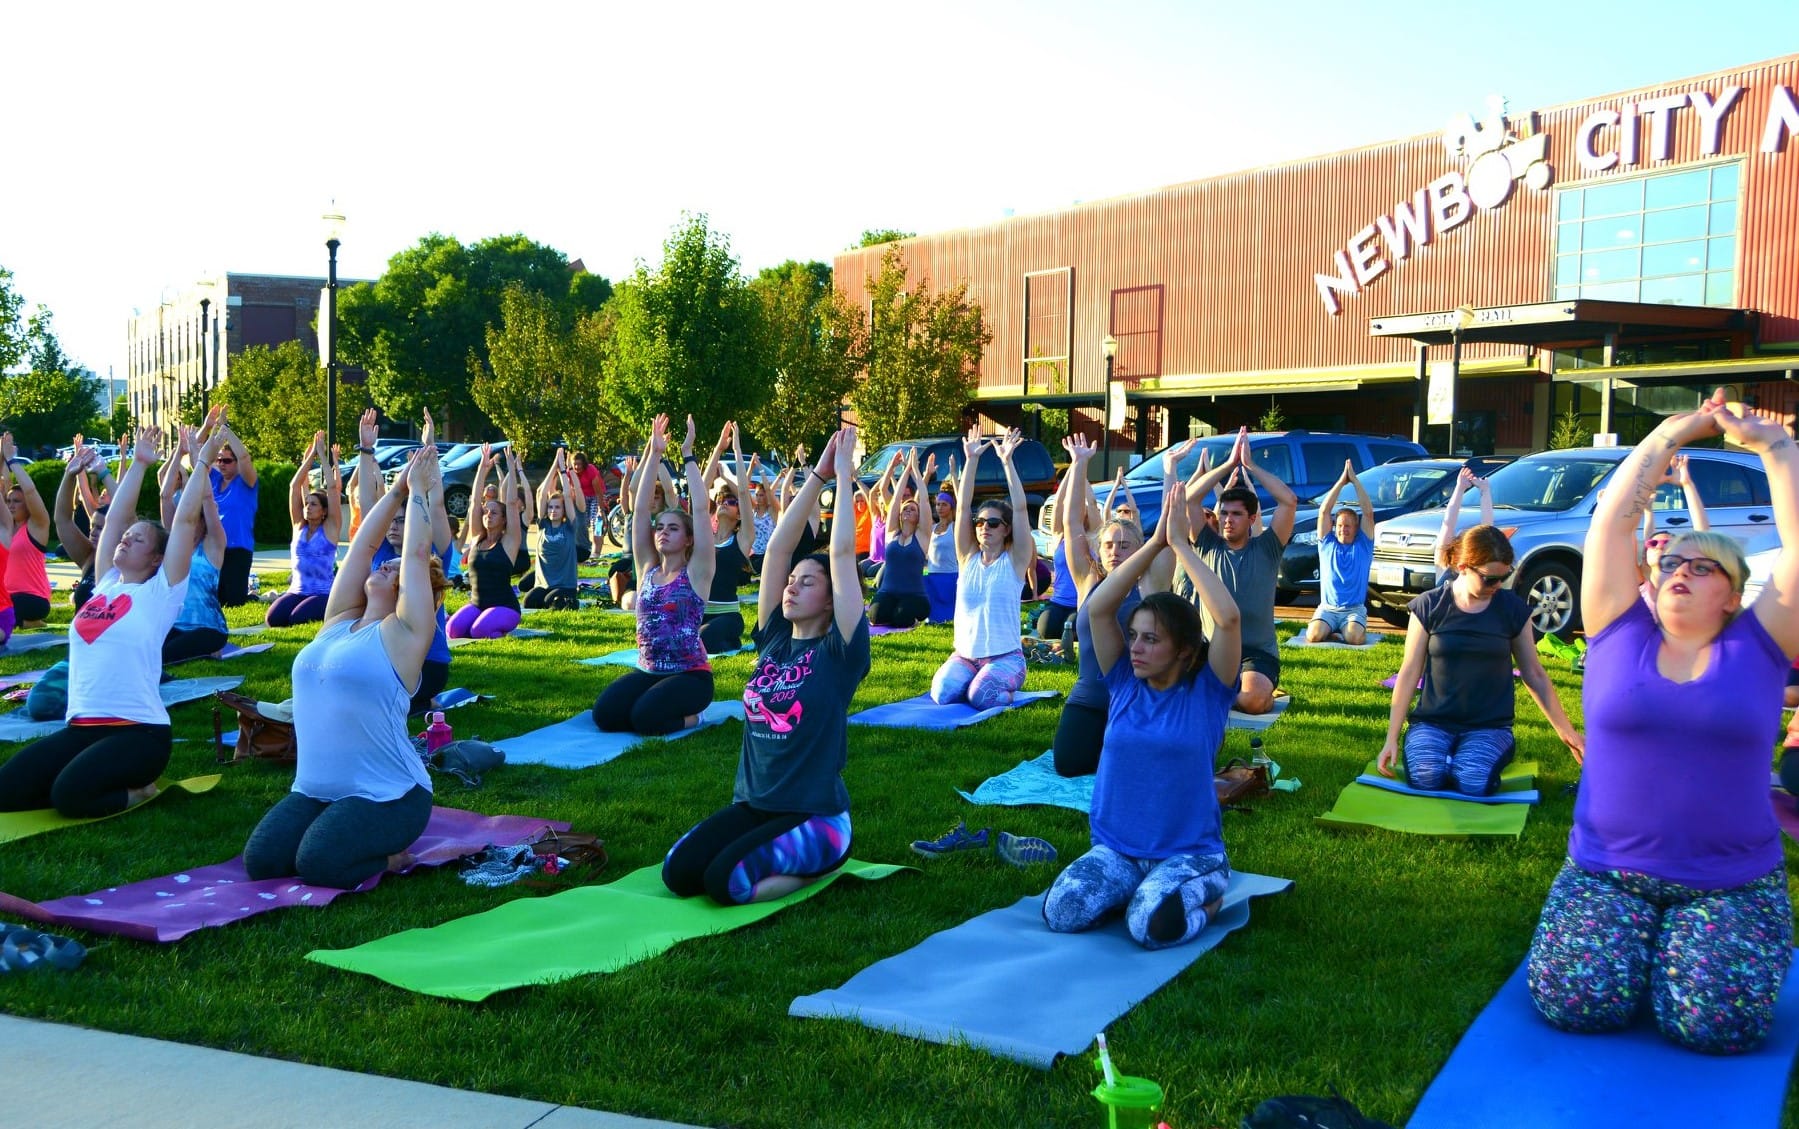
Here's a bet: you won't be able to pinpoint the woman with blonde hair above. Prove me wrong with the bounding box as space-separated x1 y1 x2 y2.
243 443 449 889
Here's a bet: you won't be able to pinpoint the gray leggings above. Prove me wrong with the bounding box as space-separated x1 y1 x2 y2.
243 784 433 890
1042 843 1232 950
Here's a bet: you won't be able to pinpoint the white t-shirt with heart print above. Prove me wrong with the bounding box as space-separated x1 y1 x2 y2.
66 568 190 725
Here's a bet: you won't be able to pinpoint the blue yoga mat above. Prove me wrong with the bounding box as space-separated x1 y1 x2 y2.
849 690 1059 731
1353 774 1539 805
0 634 69 657
1409 955 1799 1128
789 870 1293 1068
1226 692 1291 732
499 701 743 769
0 677 244 743
576 646 749 668
957 750 1093 812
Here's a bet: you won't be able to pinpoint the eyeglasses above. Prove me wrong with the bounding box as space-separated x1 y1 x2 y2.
717 496 739 507
973 517 1009 529
1470 569 1512 587
1644 535 1672 550
1656 554 1727 579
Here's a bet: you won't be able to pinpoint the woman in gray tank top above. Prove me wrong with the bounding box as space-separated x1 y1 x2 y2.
243 434 449 890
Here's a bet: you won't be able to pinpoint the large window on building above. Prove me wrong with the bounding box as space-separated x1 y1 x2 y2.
1554 163 1739 307
1023 268 1072 395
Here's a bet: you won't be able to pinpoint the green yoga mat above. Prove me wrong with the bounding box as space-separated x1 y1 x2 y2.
0 774 222 845
1316 761 1538 838
306 858 912 1000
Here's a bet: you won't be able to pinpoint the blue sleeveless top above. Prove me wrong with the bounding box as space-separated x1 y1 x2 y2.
1066 587 1142 710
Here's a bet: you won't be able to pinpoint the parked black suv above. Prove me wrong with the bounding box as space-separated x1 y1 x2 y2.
824 436 1060 529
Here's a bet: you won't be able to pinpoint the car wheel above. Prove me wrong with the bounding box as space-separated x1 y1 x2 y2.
1518 561 1579 639
444 486 471 521
603 504 629 549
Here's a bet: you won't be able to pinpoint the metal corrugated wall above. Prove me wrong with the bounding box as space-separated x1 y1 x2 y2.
835 55 1799 396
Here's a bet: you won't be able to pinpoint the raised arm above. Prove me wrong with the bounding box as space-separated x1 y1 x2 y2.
701 421 733 491
991 429 1033 580
679 415 717 597
218 410 256 488
1163 481 1242 685
354 409 383 519
0 433 50 543
1349 463 1377 539
759 432 836 630
1238 436 1299 545
1583 392 1726 638
1062 436 1101 592
290 433 321 526
1184 428 1242 504
1666 454 1709 533
98 426 159 572
200 485 226 565
1316 463 1350 542
829 426 863 640
162 428 227 586
156 429 188 528
1084 488 1171 677
54 448 96 568
631 427 665 577
1708 404 1799 657
953 427 983 562
326 451 408 622
1436 469 1473 569
380 445 442 672
500 448 526 559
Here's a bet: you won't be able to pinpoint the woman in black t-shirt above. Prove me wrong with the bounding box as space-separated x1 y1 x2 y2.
662 424 869 906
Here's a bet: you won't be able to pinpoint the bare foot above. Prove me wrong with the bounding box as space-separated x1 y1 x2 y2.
124 782 159 808
682 713 700 729
1201 896 1224 926
386 850 415 874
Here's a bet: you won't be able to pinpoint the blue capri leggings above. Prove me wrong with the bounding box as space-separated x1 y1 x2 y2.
1042 844 1232 950
1527 860 1793 1054
1402 722 1514 795
930 649 1027 711
662 803 851 906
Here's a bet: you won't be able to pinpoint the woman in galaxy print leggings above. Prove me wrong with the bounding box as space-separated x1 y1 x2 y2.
662 424 870 906
1526 389 1799 1054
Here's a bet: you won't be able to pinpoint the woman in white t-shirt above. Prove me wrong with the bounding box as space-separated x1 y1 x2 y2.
0 425 219 817
243 441 448 890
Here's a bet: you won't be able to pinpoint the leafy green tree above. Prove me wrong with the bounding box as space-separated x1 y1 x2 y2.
211 341 362 461
858 229 915 247
0 265 26 373
0 368 104 451
746 260 861 456
848 246 992 448
602 213 770 437
105 394 134 441
336 233 607 435
472 285 629 460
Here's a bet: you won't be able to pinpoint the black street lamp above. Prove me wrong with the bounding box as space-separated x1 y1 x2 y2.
1446 304 1475 456
323 205 346 452
1101 334 1119 479
195 278 216 416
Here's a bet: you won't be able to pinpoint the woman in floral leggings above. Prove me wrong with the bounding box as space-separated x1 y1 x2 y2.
1526 391 1799 1054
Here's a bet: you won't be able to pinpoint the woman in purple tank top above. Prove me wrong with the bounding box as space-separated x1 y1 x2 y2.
268 431 343 627
593 413 717 736
1526 389 1799 1055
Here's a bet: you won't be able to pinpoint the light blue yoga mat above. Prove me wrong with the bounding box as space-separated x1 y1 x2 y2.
1409 955 1799 1128
1353 774 1539 805
849 690 1059 731
0 634 69 657
957 750 1092 813
1226 692 1290 732
789 870 1293 1068
447 627 553 648
0 677 244 743
576 646 750 668
499 701 743 769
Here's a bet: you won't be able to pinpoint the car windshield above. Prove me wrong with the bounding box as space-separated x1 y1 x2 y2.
858 443 922 478
1124 437 1241 483
1483 457 1615 512
1334 463 1454 508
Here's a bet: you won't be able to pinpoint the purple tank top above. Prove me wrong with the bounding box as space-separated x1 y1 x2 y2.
636 566 710 674
1571 599 1785 888
290 524 337 596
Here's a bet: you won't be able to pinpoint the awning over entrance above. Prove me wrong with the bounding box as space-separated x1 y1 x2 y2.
1367 299 1755 348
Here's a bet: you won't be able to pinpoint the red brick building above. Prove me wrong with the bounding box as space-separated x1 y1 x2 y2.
834 54 1799 457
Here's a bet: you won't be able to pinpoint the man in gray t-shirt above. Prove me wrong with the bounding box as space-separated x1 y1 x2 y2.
1174 428 1297 714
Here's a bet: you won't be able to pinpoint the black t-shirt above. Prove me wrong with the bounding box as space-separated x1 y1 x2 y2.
1406 584 1530 732
710 535 750 603
734 610 871 814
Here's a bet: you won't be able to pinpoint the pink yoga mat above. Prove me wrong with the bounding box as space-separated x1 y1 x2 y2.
0 807 564 943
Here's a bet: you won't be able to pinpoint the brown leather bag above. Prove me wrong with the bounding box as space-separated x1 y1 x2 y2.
1214 758 1271 807
213 691 298 766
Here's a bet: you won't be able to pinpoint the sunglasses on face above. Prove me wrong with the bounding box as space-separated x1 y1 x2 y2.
717 496 739 507
1656 554 1726 578
1471 569 1512 587
216 456 236 465
973 517 1008 529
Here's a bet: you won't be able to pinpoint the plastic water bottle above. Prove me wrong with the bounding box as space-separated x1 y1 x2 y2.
1249 736 1271 772
423 711 453 755
248 573 261 599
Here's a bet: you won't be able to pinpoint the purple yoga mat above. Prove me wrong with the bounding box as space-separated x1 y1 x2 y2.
0 807 565 943
1774 790 1799 844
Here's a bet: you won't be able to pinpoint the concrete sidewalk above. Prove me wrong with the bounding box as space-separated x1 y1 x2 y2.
0 1013 702 1129
43 547 311 591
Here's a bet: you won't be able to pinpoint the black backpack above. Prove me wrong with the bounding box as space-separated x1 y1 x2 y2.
1242 1087 1394 1129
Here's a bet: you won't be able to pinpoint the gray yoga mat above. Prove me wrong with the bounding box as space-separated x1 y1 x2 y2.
499 701 743 769
789 870 1293 1068
0 634 70 657
0 677 245 743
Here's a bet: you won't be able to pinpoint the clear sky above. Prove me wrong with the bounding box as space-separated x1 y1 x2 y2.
4 0 1796 384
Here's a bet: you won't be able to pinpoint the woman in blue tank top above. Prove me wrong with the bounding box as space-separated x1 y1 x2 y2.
243 442 448 890
152 429 231 665
267 431 343 627
870 448 935 628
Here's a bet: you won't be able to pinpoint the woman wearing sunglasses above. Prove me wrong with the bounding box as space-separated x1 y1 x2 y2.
1376 524 1582 795
1527 391 1799 1055
1637 453 1709 607
929 426 1036 710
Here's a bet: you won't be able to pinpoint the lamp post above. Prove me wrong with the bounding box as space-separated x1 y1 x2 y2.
1447 304 1476 456
322 205 346 453
195 278 216 416
1101 334 1119 479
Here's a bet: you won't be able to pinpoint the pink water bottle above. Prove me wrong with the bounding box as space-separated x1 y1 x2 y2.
423 711 453 754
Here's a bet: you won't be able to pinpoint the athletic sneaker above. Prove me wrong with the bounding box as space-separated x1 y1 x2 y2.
910 820 991 857
996 831 1057 868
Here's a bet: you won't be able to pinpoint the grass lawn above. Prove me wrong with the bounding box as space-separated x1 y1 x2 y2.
2 575 1795 1129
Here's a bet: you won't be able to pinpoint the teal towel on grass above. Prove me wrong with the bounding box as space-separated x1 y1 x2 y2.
957 751 1093 813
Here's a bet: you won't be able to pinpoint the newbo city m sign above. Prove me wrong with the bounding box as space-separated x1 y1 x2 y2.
1312 82 1799 315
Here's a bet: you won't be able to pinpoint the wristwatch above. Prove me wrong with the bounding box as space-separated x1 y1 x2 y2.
358 446 376 454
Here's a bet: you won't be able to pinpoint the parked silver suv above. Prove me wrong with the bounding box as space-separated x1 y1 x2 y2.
1365 444 1777 637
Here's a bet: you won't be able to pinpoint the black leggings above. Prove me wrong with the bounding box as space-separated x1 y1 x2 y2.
700 612 744 654
1051 701 1108 777
8 593 51 623
219 547 254 607
662 803 851 905
163 626 229 666
0 722 172 817
870 592 930 629
593 668 714 736
522 585 579 610
409 659 450 717
243 783 433 890
1038 602 1076 641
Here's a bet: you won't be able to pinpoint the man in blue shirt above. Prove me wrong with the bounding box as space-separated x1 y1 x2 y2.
1306 461 1376 645
201 406 259 607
